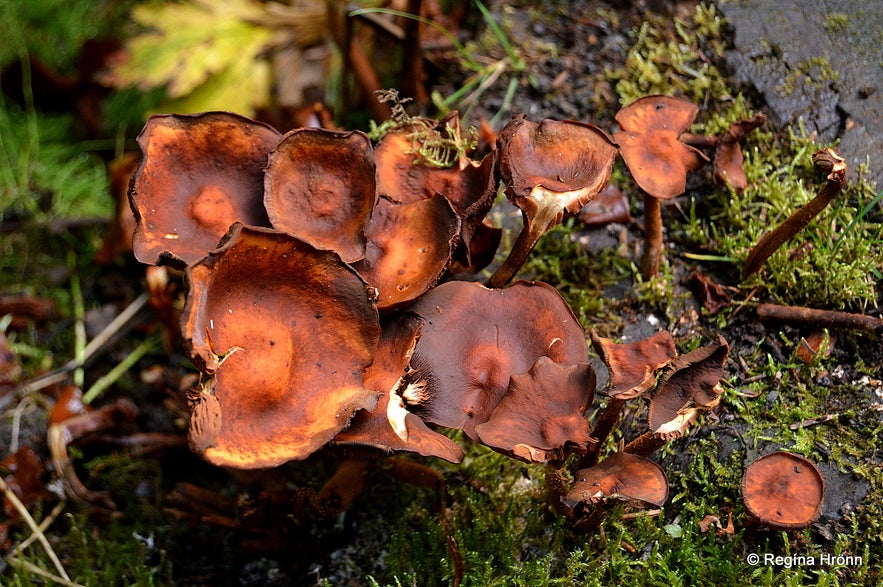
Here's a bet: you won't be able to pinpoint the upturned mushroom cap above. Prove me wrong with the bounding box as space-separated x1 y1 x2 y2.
130 112 280 267
647 335 729 436
474 357 596 463
405 280 588 439
590 329 677 399
353 194 460 310
333 313 464 463
498 115 619 231
613 95 708 199
564 451 669 509
741 451 824 530
181 224 381 469
264 128 376 263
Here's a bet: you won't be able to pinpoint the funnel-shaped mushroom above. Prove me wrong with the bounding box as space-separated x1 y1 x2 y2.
264 128 376 263
130 112 280 267
488 116 618 287
182 224 381 469
333 313 464 463
613 95 708 278
405 280 588 439
474 356 596 464
581 329 677 467
624 335 729 456
741 451 824 530
353 194 460 310
373 113 499 269
564 451 669 510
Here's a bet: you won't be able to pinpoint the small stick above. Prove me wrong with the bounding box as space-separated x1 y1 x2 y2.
743 148 847 277
756 303 883 334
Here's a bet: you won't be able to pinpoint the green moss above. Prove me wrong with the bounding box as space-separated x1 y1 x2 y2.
822 13 850 35
775 56 840 97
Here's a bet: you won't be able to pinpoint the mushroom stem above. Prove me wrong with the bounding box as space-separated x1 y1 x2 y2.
487 200 561 288
622 431 667 457
756 303 883 334
294 458 372 520
640 193 663 279
578 398 626 468
743 148 846 277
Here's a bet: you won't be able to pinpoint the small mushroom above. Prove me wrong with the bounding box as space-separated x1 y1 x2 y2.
564 451 669 511
405 280 589 439
741 451 824 530
181 224 381 468
264 127 376 263
624 335 729 456
613 95 708 278
130 112 280 267
474 357 596 464
580 329 677 467
333 313 464 463
352 194 461 310
488 116 618 287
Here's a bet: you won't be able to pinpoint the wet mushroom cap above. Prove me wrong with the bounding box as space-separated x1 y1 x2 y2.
181 224 381 469
590 329 677 399
741 451 824 530
474 357 596 463
333 313 464 463
564 451 669 509
130 112 280 267
405 280 588 439
264 128 376 263
613 95 708 199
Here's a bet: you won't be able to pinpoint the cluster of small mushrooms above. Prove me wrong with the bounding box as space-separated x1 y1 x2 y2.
127 94 819 528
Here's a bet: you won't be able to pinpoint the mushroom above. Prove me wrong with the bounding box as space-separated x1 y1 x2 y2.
352 194 461 310
129 112 281 267
741 451 824 530
580 329 677 467
613 95 709 278
624 335 729 456
264 127 376 263
404 280 589 439
333 313 464 463
563 451 669 530
181 224 381 469
474 356 596 464
487 116 618 288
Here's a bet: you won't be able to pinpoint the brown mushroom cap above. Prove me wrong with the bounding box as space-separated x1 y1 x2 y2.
181 224 381 469
405 280 588 439
130 112 280 267
333 313 464 463
564 451 669 509
590 329 677 399
713 113 766 192
474 357 596 463
613 95 708 199
498 115 619 230
353 194 460 310
647 335 729 436
741 451 824 530
264 128 376 263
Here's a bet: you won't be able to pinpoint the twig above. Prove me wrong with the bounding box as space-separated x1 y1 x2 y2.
0 476 71 581
82 334 157 404
4 557 85 587
11 500 67 554
756 303 883 334
67 250 86 388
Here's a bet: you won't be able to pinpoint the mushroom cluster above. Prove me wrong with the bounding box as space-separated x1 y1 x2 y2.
127 103 730 520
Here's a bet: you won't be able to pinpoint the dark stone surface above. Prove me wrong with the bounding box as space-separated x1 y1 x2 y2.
717 0 883 188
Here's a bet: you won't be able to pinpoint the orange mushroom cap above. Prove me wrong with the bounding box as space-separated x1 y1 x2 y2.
590 329 677 400
741 451 824 530
498 115 619 231
474 356 596 464
564 451 669 509
333 313 464 463
353 194 460 310
130 112 280 267
613 95 709 199
182 224 381 469
264 128 376 263
405 280 589 439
